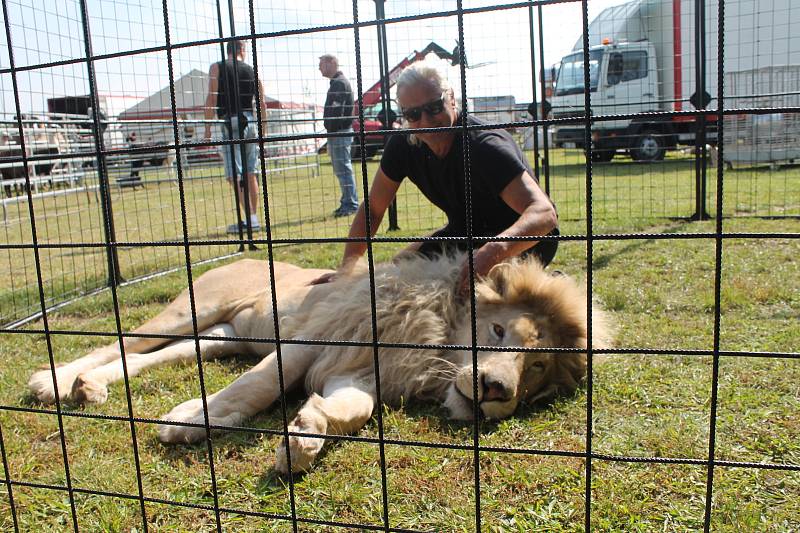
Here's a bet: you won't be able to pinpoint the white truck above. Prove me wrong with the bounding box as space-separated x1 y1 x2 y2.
550 0 800 162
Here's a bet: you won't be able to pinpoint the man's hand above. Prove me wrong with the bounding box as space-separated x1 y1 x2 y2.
310 258 360 285
204 125 212 141
456 243 504 298
309 271 337 285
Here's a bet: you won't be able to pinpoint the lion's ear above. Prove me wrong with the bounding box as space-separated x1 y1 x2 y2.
484 262 510 296
474 283 502 303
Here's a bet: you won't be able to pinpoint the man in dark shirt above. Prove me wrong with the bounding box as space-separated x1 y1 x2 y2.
314 62 558 295
319 54 358 217
204 40 268 234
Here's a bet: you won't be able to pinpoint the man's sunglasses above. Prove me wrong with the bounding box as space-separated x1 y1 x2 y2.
400 92 447 122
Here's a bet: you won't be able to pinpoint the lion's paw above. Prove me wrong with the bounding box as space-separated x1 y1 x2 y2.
28 368 73 404
274 428 326 474
71 374 109 404
158 398 208 444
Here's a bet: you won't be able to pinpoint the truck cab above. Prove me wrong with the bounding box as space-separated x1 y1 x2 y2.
551 40 666 162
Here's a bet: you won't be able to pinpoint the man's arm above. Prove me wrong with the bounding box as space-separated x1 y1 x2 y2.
204 63 219 139
311 168 400 284
457 171 557 294
257 78 268 130
340 168 400 269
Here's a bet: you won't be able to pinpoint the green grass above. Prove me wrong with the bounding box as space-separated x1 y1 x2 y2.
4 148 799 325
1 150 799 531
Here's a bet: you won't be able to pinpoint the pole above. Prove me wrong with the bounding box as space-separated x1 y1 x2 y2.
537 5 551 195
374 0 399 230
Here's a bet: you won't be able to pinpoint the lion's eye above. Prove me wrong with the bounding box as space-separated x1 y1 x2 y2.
491 323 505 339
531 361 545 370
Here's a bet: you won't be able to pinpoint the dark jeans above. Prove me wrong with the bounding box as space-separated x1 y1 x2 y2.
417 226 559 267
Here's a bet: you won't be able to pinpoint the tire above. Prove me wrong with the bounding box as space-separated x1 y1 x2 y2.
631 131 665 162
149 156 166 167
349 142 362 161
590 149 615 163
365 145 379 159
350 143 379 160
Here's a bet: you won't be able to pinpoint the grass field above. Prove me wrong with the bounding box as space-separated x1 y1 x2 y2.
1 148 799 531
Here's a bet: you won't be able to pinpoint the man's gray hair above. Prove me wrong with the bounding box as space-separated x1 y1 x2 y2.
319 54 339 67
396 62 455 146
396 62 451 95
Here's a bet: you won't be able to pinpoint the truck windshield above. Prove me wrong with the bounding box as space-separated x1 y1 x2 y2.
555 50 603 96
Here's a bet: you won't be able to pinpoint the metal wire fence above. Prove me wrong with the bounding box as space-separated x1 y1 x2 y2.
1 0 799 531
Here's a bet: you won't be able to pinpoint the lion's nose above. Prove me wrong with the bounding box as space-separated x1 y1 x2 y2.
482 376 514 402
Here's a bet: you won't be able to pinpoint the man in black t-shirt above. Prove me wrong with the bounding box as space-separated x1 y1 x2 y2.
313 62 558 295
204 40 268 234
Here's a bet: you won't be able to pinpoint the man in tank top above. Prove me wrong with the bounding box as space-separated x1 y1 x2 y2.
204 40 268 234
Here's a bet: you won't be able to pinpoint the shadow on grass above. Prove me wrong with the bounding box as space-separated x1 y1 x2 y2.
550 158 697 177
591 219 696 270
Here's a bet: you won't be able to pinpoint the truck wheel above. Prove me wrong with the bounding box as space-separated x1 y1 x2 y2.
591 149 615 163
365 145 379 159
631 131 665 162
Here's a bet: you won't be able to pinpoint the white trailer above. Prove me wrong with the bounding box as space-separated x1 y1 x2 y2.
549 0 800 162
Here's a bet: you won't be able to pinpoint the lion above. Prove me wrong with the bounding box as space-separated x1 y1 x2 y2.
28 254 611 473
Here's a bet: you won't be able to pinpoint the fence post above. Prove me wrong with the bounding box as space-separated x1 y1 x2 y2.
690 0 711 220
374 0 399 230
527 5 541 182
78 0 122 287
537 5 551 195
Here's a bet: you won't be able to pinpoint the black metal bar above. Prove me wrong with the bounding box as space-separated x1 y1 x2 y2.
527 5 541 181
451 1 483 530
230 1 257 247
580 1 594 530
2 227 799 255
2 317 799 358
2 443 799 486
3 104 796 172
76 0 150 527
691 0 711 220
0 422 19 532
75 3 122 288
703 0 727 529
2 392 800 470
216 0 247 247
214 0 244 249
353 1 392 530
0 0 590 79
246 0 301 527
375 0 399 231
0 0 80 529
537 4 551 195
161 1 223 531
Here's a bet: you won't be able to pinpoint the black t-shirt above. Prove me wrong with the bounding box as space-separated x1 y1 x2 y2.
381 114 545 237
216 60 256 118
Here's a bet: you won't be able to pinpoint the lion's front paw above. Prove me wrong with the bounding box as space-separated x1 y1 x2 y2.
158 398 208 444
158 397 245 444
71 374 109 404
28 368 73 404
274 411 328 474
274 430 326 474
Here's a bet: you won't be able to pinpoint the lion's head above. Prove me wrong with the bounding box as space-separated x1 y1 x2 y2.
444 258 612 420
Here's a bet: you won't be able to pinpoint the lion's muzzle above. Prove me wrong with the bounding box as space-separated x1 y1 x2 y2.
454 362 522 420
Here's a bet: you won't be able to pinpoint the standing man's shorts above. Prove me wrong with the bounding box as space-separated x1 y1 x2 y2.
218 112 259 183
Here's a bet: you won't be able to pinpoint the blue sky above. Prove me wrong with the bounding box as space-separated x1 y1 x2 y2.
1 0 631 117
